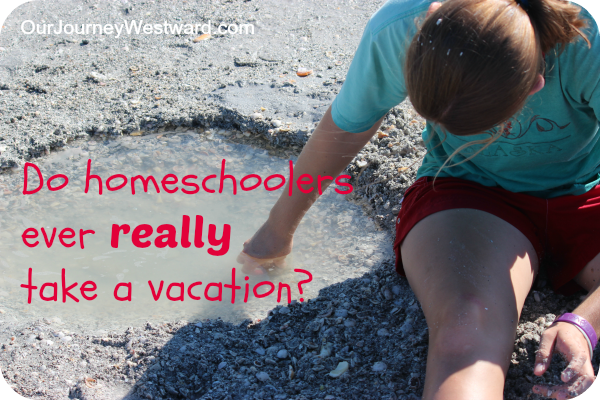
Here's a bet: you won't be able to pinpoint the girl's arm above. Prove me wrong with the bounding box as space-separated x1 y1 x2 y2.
237 105 384 275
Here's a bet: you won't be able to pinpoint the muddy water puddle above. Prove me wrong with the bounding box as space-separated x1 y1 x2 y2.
0 130 392 333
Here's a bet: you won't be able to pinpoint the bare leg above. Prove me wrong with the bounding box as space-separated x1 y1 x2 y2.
401 209 539 400
574 252 600 292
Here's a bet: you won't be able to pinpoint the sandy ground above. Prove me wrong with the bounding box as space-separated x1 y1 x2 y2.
0 1 598 399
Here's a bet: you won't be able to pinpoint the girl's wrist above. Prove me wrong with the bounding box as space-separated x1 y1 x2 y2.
554 313 598 355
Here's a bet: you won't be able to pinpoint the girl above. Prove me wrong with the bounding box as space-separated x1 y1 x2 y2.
237 0 600 399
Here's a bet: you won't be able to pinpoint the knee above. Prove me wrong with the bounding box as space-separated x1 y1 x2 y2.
426 294 511 357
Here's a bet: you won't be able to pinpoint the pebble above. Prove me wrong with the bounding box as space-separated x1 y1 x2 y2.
377 328 390 336
256 371 270 382
534 292 541 302
278 307 290 315
276 349 288 359
372 361 387 372
356 160 368 168
344 319 356 328
319 342 333 358
218 361 227 369
334 309 348 318
250 113 264 120
255 347 266 356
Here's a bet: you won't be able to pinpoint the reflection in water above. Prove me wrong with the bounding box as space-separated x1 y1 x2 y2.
0 130 392 333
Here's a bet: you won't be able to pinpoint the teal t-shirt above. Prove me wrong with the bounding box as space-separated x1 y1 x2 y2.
331 0 600 198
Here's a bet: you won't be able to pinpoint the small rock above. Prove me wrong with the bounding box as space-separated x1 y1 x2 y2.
356 160 368 168
279 307 290 314
61 336 72 343
334 309 348 318
344 319 356 328
255 347 266 356
218 362 227 369
377 328 390 336
277 349 288 359
256 371 270 382
372 361 387 372
250 113 264 120
533 292 541 302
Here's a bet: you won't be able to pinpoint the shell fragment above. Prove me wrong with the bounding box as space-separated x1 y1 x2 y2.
328 361 349 378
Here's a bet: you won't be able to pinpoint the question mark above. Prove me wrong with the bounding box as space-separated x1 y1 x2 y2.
294 269 312 302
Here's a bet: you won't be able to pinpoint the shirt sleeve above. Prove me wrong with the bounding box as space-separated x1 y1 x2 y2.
330 6 421 133
560 6 600 121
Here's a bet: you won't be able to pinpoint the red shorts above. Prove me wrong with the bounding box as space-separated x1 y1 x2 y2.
393 177 600 296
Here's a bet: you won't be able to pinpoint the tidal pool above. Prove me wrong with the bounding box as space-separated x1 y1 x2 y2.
0 129 393 333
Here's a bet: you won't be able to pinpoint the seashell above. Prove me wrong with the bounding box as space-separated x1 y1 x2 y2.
318 308 333 318
250 112 264 120
129 66 139 72
328 361 349 378
131 130 144 136
296 67 313 77
84 377 97 388
325 51 333 58
288 365 295 380
334 60 343 66
377 131 389 139
372 361 387 372
173 165 184 173
319 342 333 358
398 167 409 172
253 360 263 367
193 33 211 42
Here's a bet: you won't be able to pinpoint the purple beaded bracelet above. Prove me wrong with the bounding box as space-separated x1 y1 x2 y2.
555 313 598 355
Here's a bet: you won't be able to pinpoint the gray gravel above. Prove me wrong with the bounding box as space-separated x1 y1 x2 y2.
1 1 598 399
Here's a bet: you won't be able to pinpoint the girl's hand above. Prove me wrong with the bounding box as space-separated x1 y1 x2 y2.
532 322 596 399
236 220 293 276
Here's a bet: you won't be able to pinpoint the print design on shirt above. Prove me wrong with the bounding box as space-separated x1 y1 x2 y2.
489 115 571 140
454 115 572 158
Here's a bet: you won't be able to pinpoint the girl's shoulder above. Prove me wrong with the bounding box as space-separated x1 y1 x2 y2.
366 0 431 36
